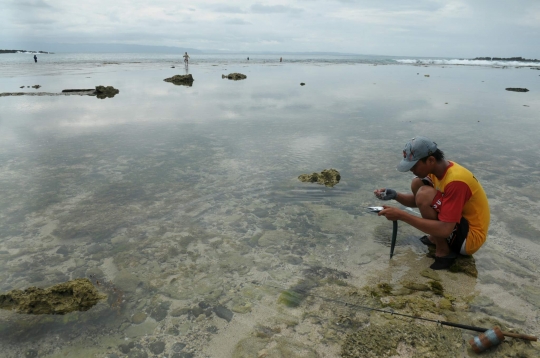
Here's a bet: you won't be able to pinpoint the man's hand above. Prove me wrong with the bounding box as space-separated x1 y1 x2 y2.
378 206 403 221
374 188 397 200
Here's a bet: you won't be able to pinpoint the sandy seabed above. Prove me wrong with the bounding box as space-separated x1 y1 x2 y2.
0 59 539 357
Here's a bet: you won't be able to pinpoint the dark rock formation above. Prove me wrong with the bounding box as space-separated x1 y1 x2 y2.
222 73 247 80
0 278 106 314
1 91 92 97
94 85 120 99
506 88 529 92
298 169 341 187
164 74 194 86
31 85 41 89
300 83 305 86
62 89 95 93
0 50 52 54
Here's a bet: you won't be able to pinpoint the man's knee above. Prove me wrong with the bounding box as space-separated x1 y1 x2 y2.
415 185 437 207
411 177 425 196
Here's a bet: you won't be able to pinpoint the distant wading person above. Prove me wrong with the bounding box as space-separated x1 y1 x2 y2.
34 54 37 63
183 52 190 65
374 136 490 270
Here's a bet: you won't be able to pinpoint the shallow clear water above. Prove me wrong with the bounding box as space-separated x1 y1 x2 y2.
1 57 539 357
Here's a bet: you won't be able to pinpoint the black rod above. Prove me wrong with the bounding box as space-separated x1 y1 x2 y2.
260 282 492 333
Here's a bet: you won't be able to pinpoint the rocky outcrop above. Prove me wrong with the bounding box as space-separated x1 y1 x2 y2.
61 89 95 93
222 73 247 80
1 86 119 98
94 85 119 99
164 74 194 86
0 278 106 314
1 91 93 97
298 169 341 187
506 88 529 92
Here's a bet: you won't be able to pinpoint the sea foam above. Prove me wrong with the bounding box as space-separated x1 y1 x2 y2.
396 59 540 67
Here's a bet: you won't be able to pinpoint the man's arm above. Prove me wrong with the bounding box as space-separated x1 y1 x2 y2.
379 207 455 238
394 192 417 208
374 189 417 208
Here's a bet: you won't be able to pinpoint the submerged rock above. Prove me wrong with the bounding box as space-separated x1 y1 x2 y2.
298 169 341 187
505 88 529 92
0 278 106 314
222 73 247 80
164 74 194 86
213 305 234 322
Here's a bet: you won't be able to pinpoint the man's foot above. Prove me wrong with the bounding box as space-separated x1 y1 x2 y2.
419 235 435 246
430 252 457 270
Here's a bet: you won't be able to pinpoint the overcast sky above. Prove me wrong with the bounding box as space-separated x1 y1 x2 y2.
2 0 540 57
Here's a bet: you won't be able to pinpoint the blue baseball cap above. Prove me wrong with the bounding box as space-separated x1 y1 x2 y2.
397 136 438 172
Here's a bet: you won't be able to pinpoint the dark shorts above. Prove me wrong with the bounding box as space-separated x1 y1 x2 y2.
447 217 469 254
418 176 469 254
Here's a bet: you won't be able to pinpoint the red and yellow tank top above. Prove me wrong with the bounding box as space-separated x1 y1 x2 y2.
428 161 490 254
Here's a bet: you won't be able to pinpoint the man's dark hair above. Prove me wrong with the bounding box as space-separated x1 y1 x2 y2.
419 149 445 162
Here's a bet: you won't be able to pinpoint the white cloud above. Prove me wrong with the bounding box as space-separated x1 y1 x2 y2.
224 18 251 25
1 0 539 57
250 4 303 14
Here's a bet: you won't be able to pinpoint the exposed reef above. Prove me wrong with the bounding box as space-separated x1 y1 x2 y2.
0 278 106 315
298 169 341 187
1 91 93 97
222 73 247 80
1 85 119 98
163 74 194 86
505 88 529 92
94 85 119 99
0 50 52 54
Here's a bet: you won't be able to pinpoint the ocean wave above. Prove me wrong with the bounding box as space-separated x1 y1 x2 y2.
395 59 540 67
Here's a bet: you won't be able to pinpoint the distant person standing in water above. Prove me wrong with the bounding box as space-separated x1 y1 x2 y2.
247 57 249 60
183 52 190 65
34 54 37 63
280 57 282 62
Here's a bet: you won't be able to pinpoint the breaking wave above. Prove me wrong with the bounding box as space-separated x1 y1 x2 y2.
395 58 540 67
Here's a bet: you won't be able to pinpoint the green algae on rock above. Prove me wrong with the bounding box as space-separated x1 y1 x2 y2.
341 318 463 358
448 255 478 277
298 169 341 187
428 280 444 296
94 85 119 99
0 278 106 315
277 290 305 307
222 73 247 80
426 246 478 277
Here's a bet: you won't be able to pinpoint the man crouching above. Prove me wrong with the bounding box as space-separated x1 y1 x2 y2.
374 136 490 270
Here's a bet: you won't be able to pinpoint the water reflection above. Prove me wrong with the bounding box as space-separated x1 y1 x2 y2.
0 63 539 357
